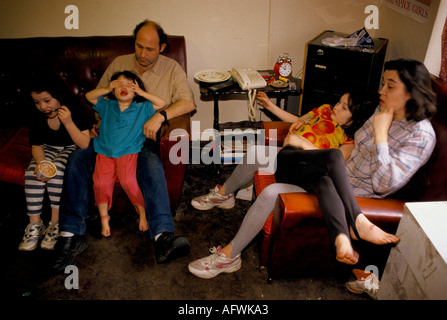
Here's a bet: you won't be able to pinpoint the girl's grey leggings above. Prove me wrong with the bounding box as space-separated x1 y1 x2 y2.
230 183 305 258
220 145 305 258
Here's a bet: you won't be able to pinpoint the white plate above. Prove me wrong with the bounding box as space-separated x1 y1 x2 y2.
194 69 231 83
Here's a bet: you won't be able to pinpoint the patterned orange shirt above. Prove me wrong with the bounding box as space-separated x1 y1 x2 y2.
294 104 353 149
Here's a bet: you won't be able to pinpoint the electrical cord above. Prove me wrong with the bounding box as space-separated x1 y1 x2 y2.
247 88 257 121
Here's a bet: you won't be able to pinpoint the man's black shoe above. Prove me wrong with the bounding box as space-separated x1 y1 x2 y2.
52 235 88 273
155 232 190 264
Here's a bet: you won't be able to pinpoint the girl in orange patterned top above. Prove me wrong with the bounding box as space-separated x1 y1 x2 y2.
191 90 377 211
287 102 353 150
294 104 349 149
188 90 378 279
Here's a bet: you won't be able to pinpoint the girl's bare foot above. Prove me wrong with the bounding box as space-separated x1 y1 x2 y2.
139 216 149 232
136 206 148 232
354 214 400 245
101 214 111 237
335 234 359 265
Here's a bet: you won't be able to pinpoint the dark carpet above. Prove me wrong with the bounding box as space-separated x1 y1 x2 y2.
1 163 369 302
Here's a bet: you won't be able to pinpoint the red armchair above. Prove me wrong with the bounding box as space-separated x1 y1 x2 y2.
0 35 191 210
255 76 447 280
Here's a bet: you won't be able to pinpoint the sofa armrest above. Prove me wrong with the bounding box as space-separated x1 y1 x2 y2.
160 112 191 164
262 121 291 146
159 112 191 210
160 113 191 139
276 193 404 233
266 192 405 278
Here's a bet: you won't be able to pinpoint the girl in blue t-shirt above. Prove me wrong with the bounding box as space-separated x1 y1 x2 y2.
86 71 166 237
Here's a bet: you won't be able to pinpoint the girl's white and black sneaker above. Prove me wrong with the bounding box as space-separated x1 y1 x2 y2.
18 220 45 251
41 221 59 250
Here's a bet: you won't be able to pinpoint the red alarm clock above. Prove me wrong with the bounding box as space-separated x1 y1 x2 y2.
274 53 292 77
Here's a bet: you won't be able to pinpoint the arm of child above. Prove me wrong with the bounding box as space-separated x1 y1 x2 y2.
86 81 119 137
288 113 311 134
256 91 299 123
85 80 119 105
57 106 91 149
139 91 166 110
31 145 46 166
31 145 51 181
130 81 166 110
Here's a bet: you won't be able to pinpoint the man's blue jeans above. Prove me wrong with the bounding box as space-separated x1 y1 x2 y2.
59 140 175 239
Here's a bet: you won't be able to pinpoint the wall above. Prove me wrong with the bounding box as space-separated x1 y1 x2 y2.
0 0 441 135
378 0 441 62
425 0 447 76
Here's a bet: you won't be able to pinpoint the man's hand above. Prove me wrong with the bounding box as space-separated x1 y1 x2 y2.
143 113 164 140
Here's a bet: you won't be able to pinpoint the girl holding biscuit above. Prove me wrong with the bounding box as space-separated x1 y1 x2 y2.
19 72 91 251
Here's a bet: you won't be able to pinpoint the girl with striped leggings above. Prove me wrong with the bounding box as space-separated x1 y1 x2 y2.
19 73 91 251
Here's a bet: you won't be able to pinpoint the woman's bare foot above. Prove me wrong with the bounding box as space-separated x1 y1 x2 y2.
354 214 400 245
101 214 111 237
335 234 359 265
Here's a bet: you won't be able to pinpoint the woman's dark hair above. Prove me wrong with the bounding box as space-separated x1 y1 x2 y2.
107 71 147 103
133 20 169 52
342 90 378 139
384 59 437 121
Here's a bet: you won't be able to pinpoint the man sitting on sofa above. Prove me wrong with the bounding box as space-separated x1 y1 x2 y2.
52 20 196 273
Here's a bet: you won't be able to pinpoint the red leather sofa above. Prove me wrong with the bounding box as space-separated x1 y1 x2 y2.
0 35 191 211
255 76 447 280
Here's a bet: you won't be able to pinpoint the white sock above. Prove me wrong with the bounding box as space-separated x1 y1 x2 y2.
154 233 162 241
60 231 74 237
